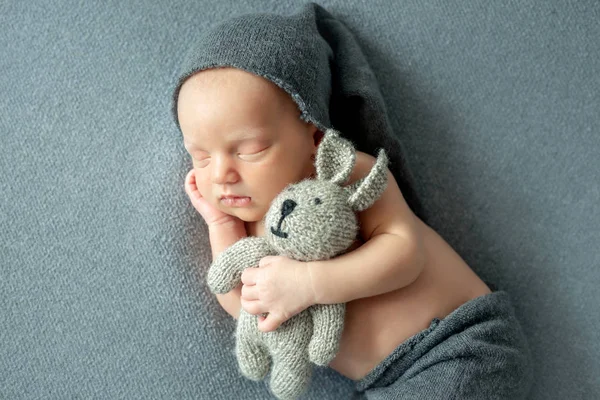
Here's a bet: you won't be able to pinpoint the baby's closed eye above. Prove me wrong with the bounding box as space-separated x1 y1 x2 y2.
192 156 210 168
237 145 270 160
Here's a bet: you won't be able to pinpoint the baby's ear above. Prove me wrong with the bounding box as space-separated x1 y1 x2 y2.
315 129 356 185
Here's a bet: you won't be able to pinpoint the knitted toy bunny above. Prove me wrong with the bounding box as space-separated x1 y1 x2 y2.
207 129 389 399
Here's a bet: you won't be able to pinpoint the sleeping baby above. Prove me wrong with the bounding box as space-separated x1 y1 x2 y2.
171 3 532 399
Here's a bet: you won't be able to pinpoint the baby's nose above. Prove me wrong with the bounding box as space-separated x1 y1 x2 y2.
281 199 297 217
210 155 239 184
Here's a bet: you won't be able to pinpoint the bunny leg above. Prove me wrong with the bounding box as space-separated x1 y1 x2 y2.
308 303 345 366
269 351 312 400
236 336 270 381
236 313 270 380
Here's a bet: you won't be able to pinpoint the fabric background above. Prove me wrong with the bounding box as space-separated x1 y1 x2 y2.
1 1 598 398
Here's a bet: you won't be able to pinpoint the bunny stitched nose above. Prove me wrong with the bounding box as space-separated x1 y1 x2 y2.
270 199 296 239
281 199 297 217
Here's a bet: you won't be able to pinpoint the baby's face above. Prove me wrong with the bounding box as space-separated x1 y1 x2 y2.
177 67 319 222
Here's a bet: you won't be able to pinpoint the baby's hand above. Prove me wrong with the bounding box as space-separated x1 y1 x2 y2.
240 256 317 332
185 169 241 228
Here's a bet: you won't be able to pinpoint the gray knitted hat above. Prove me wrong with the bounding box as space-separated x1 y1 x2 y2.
171 2 422 217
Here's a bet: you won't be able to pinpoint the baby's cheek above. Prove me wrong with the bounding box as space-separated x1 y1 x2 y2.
194 169 211 187
195 178 213 199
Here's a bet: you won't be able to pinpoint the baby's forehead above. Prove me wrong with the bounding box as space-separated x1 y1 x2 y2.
190 68 300 112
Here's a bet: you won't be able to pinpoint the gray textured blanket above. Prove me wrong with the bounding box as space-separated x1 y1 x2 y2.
2 1 599 399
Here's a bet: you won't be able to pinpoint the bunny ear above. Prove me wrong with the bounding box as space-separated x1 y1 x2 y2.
347 149 389 212
315 129 356 185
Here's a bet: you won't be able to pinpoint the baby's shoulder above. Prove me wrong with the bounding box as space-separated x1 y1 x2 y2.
347 150 417 241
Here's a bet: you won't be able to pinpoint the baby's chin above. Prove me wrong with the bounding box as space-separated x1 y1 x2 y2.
220 204 266 223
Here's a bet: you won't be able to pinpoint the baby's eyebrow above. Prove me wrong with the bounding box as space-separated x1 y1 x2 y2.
184 130 265 152
229 129 264 141
183 142 201 152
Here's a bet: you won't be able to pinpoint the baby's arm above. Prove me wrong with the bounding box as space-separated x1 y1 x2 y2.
184 169 245 318
208 221 247 319
308 153 426 304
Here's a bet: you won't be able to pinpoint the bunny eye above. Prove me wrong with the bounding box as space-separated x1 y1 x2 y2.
314 197 322 205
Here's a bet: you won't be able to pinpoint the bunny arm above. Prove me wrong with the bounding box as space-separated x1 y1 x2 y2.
307 303 345 366
207 236 274 294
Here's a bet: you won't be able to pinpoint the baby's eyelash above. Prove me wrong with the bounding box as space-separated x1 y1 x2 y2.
238 147 268 159
193 157 210 167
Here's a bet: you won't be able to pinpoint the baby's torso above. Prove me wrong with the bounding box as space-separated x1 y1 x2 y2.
328 217 491 380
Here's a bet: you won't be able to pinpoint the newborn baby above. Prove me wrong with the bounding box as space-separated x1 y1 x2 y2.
172 4 531 399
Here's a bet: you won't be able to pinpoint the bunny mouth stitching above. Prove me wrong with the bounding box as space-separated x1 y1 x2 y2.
270 199 296 239
270 215 289 238
270 226 288 239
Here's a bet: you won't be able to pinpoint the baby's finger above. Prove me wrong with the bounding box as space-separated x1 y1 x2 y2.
184 169 195 189
241 284 259 300
258 256 275 268
185 170 200 198
258 313 282 333
241 268 257 285
241 299 267 316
